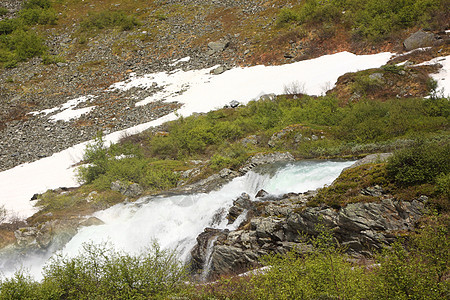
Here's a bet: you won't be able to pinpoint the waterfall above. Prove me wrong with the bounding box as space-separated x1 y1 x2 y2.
200 235 219 282
0 160 354 280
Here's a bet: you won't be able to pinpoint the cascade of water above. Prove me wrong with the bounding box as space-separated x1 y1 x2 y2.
0 160 354 280
200 235 219 282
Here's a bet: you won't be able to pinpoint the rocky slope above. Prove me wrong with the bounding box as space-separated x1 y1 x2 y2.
1 0 448 171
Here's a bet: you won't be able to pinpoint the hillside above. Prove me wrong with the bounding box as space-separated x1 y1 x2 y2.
0 0 449 299
1 0 448 171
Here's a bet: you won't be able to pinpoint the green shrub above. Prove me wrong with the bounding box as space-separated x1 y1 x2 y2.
0 0 55 68
23 0 51 10
0 272 41 300
42 242 189 299
20 8 58 25
253 225 369 299
436 173 450 197
0 7 8 17
6 30 46 60
80 10 140 32
276 0 444 42
41 53 64 65
370 220 449 299
0 19 21 35
387 141 450 185
275 8 300 27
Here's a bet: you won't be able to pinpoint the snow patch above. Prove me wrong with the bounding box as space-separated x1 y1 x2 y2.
29 95 96 122
414 55 450 97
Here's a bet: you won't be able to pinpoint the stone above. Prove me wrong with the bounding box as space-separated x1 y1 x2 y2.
227 193 253 224
123 183 143 197
240 135 258 146
255 189 269 198
369 73 384 81
211 66 225 75
208 40 229 53
403 29 436 51
229 100 240 108
79 216 104 227
111 180 143 197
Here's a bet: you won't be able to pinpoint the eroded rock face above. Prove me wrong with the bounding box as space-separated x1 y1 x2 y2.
190 190 426 279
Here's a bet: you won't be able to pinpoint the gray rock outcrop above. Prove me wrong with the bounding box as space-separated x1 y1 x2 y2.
111 180 143 197
190 189 426 279
403 29 437 51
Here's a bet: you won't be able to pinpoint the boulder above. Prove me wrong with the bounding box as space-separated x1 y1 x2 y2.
79 216 104 227
229 100 240 108
111 180 143 197
211 66 225 75
226 193 254 224
240 135 258 146
207 40 229 53
403 29 436 51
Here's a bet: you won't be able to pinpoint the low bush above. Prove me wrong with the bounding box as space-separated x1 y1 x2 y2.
0 0 56 68
23 0 51 10
276 0 445 42
80 10 139 32
0 7 8 17
20 7 58 25
0 242 190 299
387 141 450 186
41 242 190 299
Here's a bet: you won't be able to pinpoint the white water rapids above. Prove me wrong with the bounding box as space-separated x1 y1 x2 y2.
0 160 354 280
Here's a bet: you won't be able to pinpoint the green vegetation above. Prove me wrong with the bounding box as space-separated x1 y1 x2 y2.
276 0 447 41
3 222 446 299
77 133 180 191
387 141 450 186
0 0 57 68
80 10 140 32
0 7 8 17
0 242 190 299
77 95 449 192
311 139 449 209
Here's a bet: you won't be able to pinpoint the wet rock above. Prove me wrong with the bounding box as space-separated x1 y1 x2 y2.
344 153 392 170
14 219 78 252
190 228 227 275
79 216 104 227
191 171 425 278
255 189 269 198
227 193 254 224
239 152 295 174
